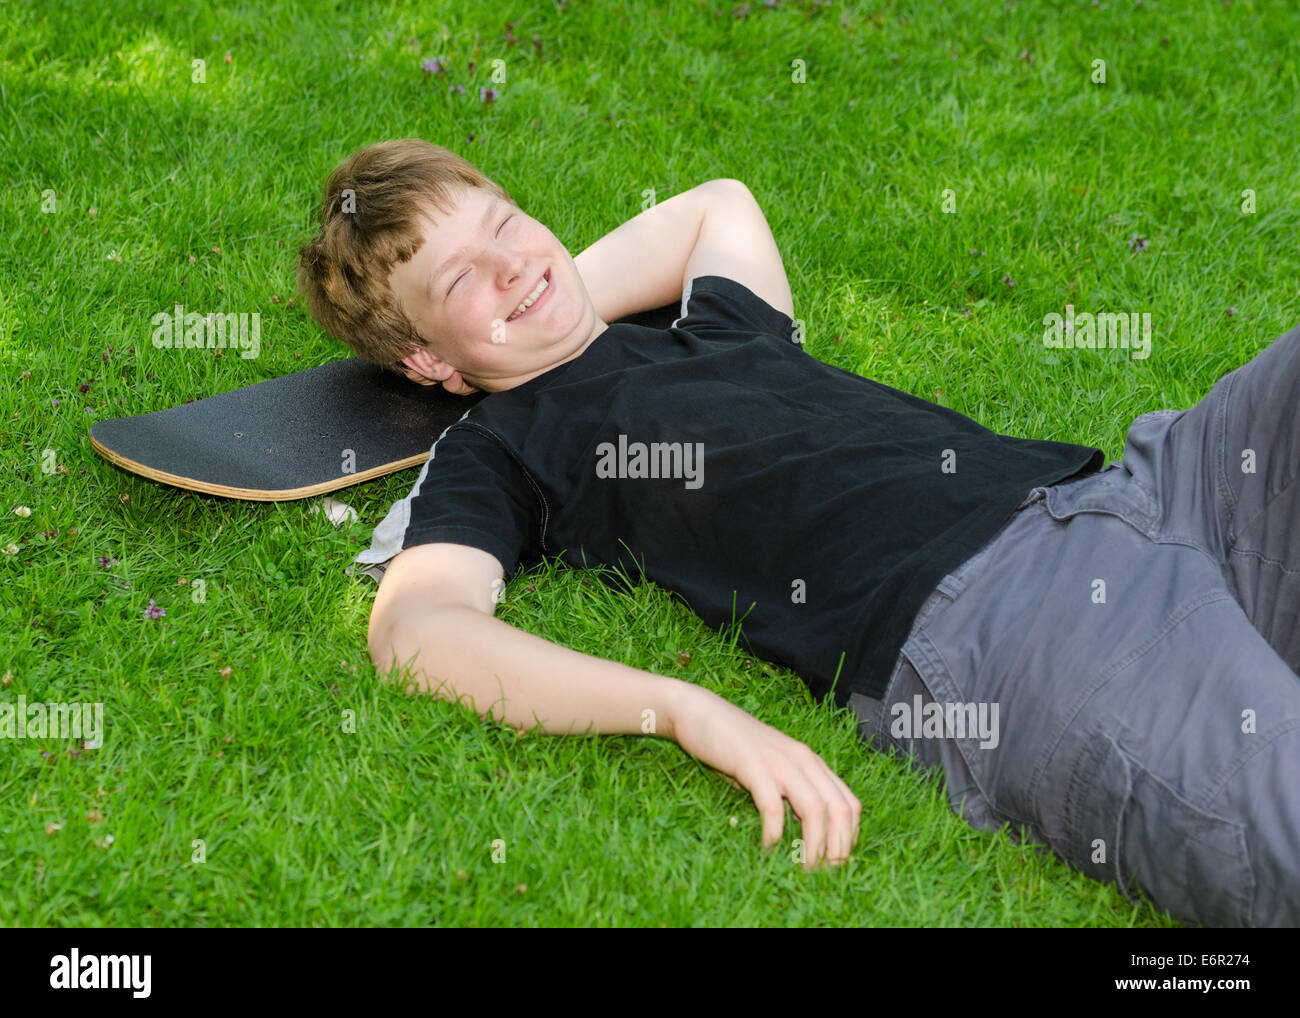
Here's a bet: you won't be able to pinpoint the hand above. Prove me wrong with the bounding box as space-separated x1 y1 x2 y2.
669 684 862 872
399 363 479 395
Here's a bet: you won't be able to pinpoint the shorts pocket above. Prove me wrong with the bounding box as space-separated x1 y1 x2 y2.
1042 467 1161 540
1062 726 1255 928
1130 408 1182 426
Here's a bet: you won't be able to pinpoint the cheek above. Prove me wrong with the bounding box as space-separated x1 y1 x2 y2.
487 313 511 345
452 295 505 347
536 223 559 248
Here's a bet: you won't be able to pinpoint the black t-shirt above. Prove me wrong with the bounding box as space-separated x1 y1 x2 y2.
352 275 1104 708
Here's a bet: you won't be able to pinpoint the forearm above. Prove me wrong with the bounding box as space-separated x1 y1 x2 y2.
372 603 700 739
573 180 718 323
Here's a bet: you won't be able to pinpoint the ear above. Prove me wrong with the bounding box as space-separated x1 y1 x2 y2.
399 348 479 394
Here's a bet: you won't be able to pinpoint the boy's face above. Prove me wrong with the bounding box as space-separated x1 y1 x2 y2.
388 185 607 394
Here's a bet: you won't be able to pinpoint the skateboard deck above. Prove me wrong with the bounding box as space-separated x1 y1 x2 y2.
89 302 682 501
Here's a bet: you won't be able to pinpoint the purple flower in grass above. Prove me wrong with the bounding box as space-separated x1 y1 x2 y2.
144 598 165 620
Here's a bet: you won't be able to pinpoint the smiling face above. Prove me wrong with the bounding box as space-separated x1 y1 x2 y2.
387 185 608 394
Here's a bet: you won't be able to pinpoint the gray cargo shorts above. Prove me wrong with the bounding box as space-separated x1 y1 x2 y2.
851 318 1300 928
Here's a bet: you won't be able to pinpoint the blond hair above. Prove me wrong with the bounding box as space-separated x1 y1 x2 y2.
297 139 517 372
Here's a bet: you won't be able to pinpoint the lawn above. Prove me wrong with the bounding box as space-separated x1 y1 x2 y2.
2 0 1297 927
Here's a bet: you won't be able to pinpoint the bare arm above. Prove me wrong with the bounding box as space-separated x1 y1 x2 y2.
369 544 704 737
374 597 689 738
368 543 861 869
572 181 715 323
574 177 794 323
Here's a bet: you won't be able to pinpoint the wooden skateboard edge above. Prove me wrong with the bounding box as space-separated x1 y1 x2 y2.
89 432 430 502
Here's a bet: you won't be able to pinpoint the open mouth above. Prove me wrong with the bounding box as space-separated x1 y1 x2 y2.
506 268 552 322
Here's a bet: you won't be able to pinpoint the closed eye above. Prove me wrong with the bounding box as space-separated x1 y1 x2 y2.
447 215 515 295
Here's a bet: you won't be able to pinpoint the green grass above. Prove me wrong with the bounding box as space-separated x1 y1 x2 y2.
2 0 1295 927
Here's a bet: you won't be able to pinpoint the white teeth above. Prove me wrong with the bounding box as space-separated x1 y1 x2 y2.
507 274 548 321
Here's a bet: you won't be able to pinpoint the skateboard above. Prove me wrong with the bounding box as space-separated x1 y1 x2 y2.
89 302 682 501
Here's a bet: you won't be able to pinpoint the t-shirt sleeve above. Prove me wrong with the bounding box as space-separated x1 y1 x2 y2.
347 421 540 584
671 274 799 346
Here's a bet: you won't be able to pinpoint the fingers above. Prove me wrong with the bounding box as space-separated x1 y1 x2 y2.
444 375 480 395
751 784 786 854
742 744 862 872
786 760 843 872
793 760 861 871
778 751 862 872
401 366 439 387
400 365 478 394
815 761 863 861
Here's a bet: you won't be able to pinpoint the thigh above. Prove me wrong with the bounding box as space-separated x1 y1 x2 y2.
1113 318 1300 667
1051 591 1300 928
897 495 1297 927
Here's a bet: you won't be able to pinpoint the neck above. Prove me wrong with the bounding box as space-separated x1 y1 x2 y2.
469 317 609 393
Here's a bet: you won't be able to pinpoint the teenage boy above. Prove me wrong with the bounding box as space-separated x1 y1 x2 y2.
299 139 1300 927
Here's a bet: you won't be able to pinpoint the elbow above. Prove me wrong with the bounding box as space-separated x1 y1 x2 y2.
368 601 417 679
368 613 428 696
707 177 751 200
366 603 474 696
367 613 398 677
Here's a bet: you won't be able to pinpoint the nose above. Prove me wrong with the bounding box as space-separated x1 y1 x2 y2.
495 246 527 285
